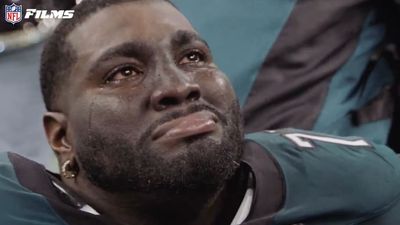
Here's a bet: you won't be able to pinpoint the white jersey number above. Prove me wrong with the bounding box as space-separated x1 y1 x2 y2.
283 133 370 148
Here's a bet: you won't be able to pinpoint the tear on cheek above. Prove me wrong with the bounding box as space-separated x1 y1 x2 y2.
215 76 228 89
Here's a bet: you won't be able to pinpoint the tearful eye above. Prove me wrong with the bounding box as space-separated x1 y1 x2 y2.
105 65 143 83
179 50 206 66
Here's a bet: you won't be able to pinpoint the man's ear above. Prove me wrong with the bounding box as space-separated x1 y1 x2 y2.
43 112 72 156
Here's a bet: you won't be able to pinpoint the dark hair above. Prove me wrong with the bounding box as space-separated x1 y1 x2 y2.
40 0 170 111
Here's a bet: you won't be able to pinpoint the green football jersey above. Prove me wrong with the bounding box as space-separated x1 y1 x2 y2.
246 129 400 225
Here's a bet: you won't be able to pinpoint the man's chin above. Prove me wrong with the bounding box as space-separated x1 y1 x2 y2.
78 101 243 193
83 133 240 194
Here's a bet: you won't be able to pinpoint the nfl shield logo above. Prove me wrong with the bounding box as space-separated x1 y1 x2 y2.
5 3 23 25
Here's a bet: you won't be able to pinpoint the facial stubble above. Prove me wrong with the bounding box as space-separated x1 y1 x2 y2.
76 101 243 195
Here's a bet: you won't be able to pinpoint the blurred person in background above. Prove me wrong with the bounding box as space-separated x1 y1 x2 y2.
171 0 400 151
0 0 75 170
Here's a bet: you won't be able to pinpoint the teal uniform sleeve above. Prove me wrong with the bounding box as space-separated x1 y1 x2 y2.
0 152 68 225
245 129 400 225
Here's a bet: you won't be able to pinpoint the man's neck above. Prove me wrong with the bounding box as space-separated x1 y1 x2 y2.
86 188 224 225
62 168 248 225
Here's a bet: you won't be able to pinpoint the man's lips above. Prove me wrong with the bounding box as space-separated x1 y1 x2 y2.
152 111 218 141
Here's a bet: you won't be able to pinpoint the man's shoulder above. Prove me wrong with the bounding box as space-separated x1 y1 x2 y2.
0 151 44 180
0 152 17 181
0 152 32 180
244 129 400 224
0 152 69 225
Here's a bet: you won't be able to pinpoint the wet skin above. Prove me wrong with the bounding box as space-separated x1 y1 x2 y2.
64 1 237 158
44 1 244 225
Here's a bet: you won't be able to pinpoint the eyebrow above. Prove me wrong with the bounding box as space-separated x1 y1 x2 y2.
89 31 209 74
89 42 152 74
171 30 210 49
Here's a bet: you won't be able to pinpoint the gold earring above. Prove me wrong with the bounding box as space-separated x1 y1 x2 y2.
61 159 78 179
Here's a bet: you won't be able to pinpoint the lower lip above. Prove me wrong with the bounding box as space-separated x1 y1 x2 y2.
152 111 218 142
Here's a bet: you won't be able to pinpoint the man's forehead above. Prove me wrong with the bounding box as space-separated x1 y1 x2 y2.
67 0 194 54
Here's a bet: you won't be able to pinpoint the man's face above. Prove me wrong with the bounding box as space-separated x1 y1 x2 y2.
64 1 242 193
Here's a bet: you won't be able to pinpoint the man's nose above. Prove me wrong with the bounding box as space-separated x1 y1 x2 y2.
150 81 201 111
